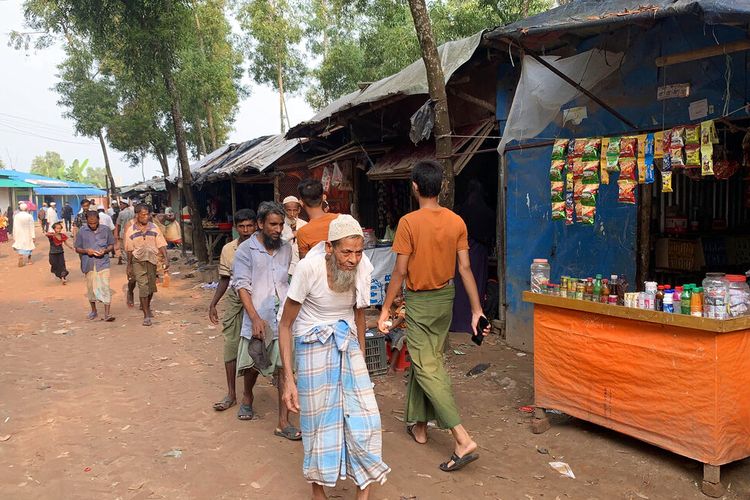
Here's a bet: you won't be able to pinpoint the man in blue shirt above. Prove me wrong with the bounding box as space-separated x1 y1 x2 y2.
74 210 116 321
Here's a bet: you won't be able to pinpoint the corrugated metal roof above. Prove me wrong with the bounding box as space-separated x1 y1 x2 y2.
286 31 485 139
486 0 750 41
192 134 302 187
119 177 167 196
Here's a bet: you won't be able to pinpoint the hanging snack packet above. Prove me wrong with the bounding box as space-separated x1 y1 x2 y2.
565 191 574 225
551 201 566 220
701 120 716 176
618 180 637 204
606 137 621 171
620 137 637 158
576 204 596 225
669 145 685 168
671 127 685 148
551 139 568 161
551 181 564 202
702 154 715 176
685 124 700 145
685 144 700 167
638 156 647 183
580 183 598 206
565 172 575 192
572 158 584 178
645 133 655 184
661 170 673 192
550 160 565 181
582 160 600 184
582 138 601 162
570 138 586 158
654 131 665 159
600 137 610 184
620 158 637 180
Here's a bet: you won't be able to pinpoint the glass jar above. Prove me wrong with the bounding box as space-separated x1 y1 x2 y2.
702 273 730 319
530 259 550 293
726 275 750 317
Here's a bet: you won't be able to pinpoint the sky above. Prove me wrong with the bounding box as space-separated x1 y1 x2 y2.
0 0 314 186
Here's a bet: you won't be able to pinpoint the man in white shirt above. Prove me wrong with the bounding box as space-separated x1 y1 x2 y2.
280 195 307 276
279 214 389 499
97 205 115 232
46 202 59 227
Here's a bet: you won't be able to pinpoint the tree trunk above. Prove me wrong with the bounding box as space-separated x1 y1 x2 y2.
153 144 171 178
162 63 208 263
407 0 454 208
277 64 286 134
194 117 207 158
204 101 218 150
97 129 116 197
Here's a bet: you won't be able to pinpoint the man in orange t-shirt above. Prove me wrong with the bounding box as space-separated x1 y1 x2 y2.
378 160 490 474
295 179 338 258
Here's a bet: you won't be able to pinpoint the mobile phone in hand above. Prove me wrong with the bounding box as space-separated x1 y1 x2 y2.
471 316 490 346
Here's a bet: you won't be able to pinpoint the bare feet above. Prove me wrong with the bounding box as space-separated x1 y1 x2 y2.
311 483 328 500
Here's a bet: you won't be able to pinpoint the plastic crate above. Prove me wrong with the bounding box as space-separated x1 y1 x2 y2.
365 333 388 377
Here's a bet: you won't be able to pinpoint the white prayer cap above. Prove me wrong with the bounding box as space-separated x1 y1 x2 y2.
328 214 364 242
18 202 27 211
50 201 56 206
282 195 301 206
97 204 105 210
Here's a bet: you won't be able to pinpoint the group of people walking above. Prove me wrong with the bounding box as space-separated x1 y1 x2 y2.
8 198 168 327
208 161 490 499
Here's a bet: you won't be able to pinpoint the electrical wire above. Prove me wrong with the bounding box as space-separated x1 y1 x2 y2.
0 122 95 145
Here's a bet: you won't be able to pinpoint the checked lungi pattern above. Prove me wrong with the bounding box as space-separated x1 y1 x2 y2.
295 320 390 489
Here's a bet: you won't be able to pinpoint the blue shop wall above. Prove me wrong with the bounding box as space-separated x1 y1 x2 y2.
499 16 750 351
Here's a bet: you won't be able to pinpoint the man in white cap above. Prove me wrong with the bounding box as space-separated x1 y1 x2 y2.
280 195 307 275
12 202 35 267
46 201 59 227
279 214 389 500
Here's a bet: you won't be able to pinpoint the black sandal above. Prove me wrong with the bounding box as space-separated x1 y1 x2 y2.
439 452 479 472
406 424 427 444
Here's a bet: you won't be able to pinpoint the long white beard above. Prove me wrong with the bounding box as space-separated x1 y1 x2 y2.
326 254 357 293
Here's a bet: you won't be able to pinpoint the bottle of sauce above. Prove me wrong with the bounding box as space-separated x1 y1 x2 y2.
690 287 702 317
600 279 610 303
655 285 665 311
584 278 594 301
681 285 692 315
617 274 628 306
610 274 619 300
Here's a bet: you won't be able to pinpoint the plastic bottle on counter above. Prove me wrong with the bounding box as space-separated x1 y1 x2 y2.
644 281 657 310
655 285 665 311
593 274 602 302
600 279 610 303
703 273 730 319
663 290 674 313
530 259 550 293
617 274 628 306
690 287 703 317
584 278 594 301
674 287 683 310
681 285 693 315
609 274 619 301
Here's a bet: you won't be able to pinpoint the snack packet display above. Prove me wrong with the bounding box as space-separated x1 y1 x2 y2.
685 124 700 145
581 160 600 184
565 172 575 192
571 159 584 178
620 158 637 180
620 137 637 158
644 133 655 184
551 201 566 220
551 181 564 202
661 170 673 192
669 145 685 168
582 138 601 162
618 180 637 204
565 191 574 225
600 137 610 184
654 131 665 159
576 204 595 225
579 183 598 206
685 144 700 167
701 120 717 176
638 156 647 183
671 127 685 148
570 138 586 158
551 139 568 161
606 137 621 171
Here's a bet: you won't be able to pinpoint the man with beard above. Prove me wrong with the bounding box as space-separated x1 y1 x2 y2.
232 202 300 439
279 214 389 500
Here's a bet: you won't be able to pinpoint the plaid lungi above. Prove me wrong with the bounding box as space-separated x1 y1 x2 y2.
295 320 390 489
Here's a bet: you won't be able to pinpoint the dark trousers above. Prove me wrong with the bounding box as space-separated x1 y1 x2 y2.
63 217 72 232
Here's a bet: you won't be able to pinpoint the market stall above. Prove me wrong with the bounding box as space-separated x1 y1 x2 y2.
523 291 750 497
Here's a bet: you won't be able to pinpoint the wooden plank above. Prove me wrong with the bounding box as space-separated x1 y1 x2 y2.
522 291 750 333
656 39 750 68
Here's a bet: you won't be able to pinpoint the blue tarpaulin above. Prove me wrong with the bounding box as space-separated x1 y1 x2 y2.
32 187 106 196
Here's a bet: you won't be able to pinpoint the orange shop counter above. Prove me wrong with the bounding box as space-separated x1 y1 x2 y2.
522 291 750 497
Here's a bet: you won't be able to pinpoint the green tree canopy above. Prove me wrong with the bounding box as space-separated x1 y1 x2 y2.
30 151 66 179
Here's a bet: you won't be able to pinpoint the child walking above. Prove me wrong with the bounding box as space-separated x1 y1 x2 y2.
47 221 72 284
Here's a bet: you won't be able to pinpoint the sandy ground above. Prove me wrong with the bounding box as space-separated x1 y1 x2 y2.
1 228 750 500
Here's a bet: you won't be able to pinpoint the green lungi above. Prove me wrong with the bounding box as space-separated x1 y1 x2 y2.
404 286 461 429
222 288 244 363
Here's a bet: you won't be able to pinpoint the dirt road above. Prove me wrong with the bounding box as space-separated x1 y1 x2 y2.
1 231 748 499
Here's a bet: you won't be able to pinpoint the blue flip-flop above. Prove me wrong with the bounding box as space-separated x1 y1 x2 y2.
237 404 254 420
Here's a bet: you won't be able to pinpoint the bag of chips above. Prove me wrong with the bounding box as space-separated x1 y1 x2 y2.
600 137 610 184
565 172 575 192
580 183 598 206
570 139 586 158
685 144 700 167
644 134 655 184
551 181 564 202
550 159 566 181
582 138 602 162
670 146 685 168
661 170 673 192
620 137 637 158
576 204 596 225
701 120 717 176
654 131 665 159
671 127 685 148
565 191 574 225
551 201 566 220
620 158 637 180
606 137 621 171
572 159 584 178
637 157 647 184
685 125 700 145
581 161 600 184
551 139 568 161
618 180 637 204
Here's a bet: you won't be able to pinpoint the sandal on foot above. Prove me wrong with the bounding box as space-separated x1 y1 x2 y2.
87 312 98 320
213 396 236 411
407 424 427 444
237 404 254 420
102 316 116 322
142 317 152 327
274 426 302 441
439 452 479 472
